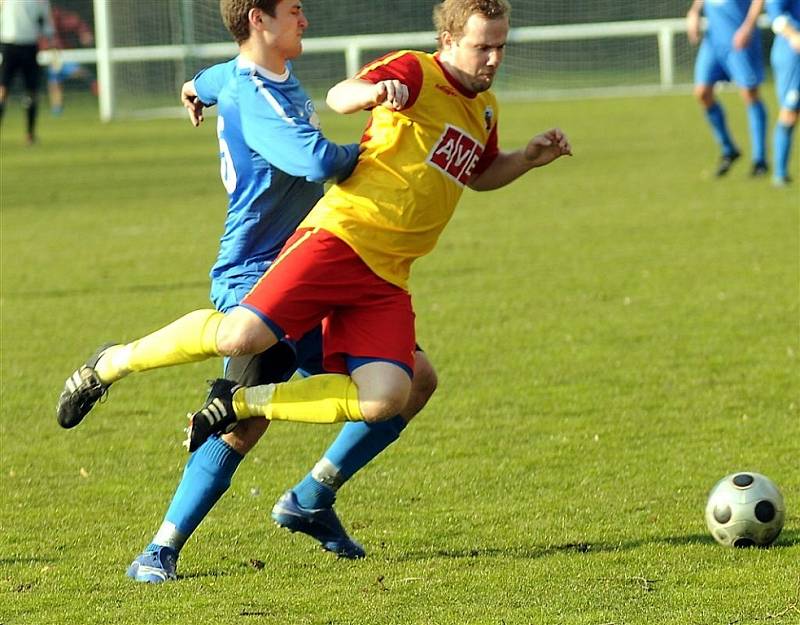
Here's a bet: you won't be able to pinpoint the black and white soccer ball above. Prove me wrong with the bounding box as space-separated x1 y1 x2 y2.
705 472 785 548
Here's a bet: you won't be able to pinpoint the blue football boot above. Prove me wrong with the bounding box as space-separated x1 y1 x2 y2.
126 545 178 583
271 490 366 559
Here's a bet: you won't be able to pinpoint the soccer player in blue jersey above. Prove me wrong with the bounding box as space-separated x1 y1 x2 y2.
115 0 437 583
766 0 800 185
687 0 769 177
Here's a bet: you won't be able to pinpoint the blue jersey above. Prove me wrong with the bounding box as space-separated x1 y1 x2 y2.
695 0 764 87
766 0 800 110
193 57 359 312
766 0 800 26
703 0 761 50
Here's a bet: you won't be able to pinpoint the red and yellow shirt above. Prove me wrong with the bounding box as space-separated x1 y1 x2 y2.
300 50 500 290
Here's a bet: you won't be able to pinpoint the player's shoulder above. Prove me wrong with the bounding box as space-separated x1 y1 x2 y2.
356 50 425 79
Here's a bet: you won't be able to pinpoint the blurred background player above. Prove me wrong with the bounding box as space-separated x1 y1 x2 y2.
687 0 769 177
0 0 55 144
46 4 97 116
118 0 437 583
766 0 800 185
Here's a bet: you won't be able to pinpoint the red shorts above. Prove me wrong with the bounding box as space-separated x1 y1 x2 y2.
241 228 416 374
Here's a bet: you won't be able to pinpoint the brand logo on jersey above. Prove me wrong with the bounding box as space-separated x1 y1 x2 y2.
427 124 484 186
435 83 457 97
484 106 494 131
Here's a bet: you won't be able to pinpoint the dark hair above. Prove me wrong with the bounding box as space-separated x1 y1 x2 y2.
219 0 279 44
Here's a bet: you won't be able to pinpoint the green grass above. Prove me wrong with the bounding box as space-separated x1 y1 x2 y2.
1 91 798 625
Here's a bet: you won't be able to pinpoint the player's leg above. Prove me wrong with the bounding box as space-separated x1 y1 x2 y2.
126 344 294 583
186 229 417 449
694 41 740 175
273 350 437 558
0 43 21 125
740 86 768 175
48 69 64 116
21 45 42 145
730 45 768 175
773 107 798 186
771 51 800 186
56 305 277 429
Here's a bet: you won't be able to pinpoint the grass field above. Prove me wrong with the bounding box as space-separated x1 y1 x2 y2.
1 91 798 625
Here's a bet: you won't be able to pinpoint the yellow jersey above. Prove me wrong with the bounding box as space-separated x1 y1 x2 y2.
300 50 499 290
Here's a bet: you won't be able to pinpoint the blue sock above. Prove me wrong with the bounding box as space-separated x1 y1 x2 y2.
747 100 767 165
773 122 795 180
293 415 408 509
151 436 243 551
706 102 737 157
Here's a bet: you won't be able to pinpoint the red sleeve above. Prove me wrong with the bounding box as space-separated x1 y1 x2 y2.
470 122 500 179
355 51 423 110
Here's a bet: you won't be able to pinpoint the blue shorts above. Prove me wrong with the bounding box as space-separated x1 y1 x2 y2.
48 62 83 83
694 37 764 88
771 42 800 111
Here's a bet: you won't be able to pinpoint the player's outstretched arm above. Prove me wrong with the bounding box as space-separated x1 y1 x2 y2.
686 0 704 45
469 128 572 192
326 78 408 114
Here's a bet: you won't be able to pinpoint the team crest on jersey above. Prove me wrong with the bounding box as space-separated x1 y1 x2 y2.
427 124 484 186
483 106 494 131
305 99 320 128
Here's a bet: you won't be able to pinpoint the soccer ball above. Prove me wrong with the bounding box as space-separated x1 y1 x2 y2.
705 472 785 548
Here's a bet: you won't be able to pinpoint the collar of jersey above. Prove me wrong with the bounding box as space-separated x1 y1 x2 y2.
432 52 479 99
236 56 291 83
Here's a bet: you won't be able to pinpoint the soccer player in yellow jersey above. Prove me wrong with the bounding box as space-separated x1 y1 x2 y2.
57 0 571 463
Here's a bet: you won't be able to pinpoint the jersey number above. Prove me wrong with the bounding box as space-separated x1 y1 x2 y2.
217 115 237 194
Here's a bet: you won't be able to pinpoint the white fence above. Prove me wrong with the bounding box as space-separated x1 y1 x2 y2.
33 14 772 121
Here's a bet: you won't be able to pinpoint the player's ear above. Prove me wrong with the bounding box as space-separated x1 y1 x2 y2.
439 30 455 51
248 8 264 30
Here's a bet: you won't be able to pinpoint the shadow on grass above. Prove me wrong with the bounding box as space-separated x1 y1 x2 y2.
397 528 800 562
4 280 209 300
0 556 58 566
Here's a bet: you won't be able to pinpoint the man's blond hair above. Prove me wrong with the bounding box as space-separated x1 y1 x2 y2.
433 0 511 46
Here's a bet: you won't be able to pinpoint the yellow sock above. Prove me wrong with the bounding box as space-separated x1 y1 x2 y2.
94 309 223 384
234 374 364 423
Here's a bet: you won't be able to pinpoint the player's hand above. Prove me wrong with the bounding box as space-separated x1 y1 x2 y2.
733 25 752 50
524 128 572 167
374 80 409 110
181 80 204 127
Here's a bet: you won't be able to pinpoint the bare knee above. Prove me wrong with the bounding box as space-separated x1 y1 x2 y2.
221 418 269 455
740 87 760 104
401 352 438 422
359 389 409 423
216 308 277 356
694 85 714 108
352 361 412 423
779 108 798 126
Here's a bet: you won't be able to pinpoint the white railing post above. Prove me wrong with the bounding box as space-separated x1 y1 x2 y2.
345 43 361 79
657 25 675 89
92 0 114 121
